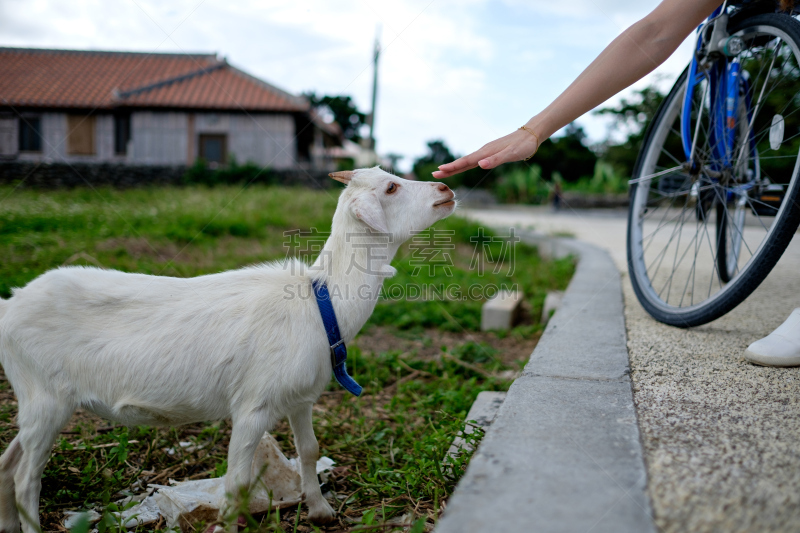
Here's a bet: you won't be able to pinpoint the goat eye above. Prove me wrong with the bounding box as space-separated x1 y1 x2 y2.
386 183 397 194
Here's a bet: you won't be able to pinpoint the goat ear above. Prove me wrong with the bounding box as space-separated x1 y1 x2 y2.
329 170 354 184
350 193 388 234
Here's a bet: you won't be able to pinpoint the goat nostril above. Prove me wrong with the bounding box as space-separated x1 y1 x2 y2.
437 184 450 192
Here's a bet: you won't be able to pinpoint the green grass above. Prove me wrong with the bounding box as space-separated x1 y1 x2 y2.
491 160 629 205
0 185 339 298
0 184 573 531
375 214 574 331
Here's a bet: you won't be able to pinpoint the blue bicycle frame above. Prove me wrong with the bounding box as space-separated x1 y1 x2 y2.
680 5 759 201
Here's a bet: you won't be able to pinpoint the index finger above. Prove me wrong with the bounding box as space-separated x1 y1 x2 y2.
437 142 500 174
437 154 479 174
432 162 478 179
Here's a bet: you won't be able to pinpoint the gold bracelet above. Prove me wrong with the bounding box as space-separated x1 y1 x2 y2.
519 126 540 161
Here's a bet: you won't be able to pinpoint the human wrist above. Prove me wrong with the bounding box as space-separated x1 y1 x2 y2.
523 116 553 143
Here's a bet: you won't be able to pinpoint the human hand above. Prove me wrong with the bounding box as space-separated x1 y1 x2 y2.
431 127 540 179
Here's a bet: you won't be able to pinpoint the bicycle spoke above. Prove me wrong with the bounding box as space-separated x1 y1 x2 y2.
648 192 693 291
660 204 704 302
664 197 689 302
629 165 685 184
699 197 724 298
720 194 755 257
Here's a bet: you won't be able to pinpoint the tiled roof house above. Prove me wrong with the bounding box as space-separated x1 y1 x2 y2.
0 47 339 169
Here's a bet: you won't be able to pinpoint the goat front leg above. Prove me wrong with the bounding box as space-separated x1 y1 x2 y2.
223 410 273 530
0 437 23 533
14 396 74 533
288 403 335 525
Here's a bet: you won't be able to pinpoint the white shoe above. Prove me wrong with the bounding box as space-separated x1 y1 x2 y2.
745 308 800 367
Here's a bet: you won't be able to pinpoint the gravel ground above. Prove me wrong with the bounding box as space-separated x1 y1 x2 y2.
624 246 800 533
461 206 800 532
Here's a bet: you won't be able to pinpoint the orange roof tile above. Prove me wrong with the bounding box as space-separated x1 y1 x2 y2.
0 47 309 112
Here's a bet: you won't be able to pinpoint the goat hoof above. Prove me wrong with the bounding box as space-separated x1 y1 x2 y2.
201 515 245 533
308 501 336 525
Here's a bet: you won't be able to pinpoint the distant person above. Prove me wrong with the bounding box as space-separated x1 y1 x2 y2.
433 0 800 367
552 181 563 211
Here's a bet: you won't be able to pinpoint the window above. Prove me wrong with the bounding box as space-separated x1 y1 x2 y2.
199 134 226 164
18 117 42 152
67 114 96 155
114 114 131 155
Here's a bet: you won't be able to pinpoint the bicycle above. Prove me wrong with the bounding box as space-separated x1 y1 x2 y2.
627 0 800 327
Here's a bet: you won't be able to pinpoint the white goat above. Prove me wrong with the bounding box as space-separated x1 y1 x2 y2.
0 167 456 532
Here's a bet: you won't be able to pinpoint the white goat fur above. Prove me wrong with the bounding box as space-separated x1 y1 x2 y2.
0 167 455 532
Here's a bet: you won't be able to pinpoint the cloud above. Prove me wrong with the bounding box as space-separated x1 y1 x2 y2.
0 0 696 170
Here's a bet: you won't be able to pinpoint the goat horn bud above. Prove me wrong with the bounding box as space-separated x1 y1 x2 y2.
329 170 354 184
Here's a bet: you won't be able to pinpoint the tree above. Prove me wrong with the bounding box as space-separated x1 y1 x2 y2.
412 140 456 182
412 126 599 190
516 123 598 184
594 84 667 178
539 124 597 183
304 93 368 142
412 140 492 189
595 85 666 137
413 140 455 172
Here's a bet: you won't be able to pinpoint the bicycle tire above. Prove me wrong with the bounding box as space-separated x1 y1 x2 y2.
716 93 753 283
627 12 800 328
715 197 747 283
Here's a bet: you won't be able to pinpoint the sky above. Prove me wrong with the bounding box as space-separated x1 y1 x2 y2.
0 0 697 172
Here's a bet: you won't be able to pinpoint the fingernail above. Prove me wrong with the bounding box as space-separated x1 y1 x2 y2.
478 159 489 168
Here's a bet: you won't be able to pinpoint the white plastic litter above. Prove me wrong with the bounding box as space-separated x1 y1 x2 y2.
155 433 305 530
62 433 335 531
63 510 101 529
118 495 162 528
164 440 207 456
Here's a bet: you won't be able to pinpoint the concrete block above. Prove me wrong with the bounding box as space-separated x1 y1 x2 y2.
481 290 522 331
447 391 506 457
540 290 564 324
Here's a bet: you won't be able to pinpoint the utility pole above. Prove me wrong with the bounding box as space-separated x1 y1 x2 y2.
367 25 381 151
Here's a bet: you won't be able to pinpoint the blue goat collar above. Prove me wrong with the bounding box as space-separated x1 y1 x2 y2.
311 280 363 397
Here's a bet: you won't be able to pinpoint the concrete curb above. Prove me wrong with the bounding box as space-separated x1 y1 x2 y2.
436 232 655 533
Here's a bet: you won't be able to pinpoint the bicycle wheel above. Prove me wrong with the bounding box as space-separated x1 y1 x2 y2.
627 12 800 328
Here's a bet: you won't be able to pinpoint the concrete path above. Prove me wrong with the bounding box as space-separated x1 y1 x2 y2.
458 206 800 533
